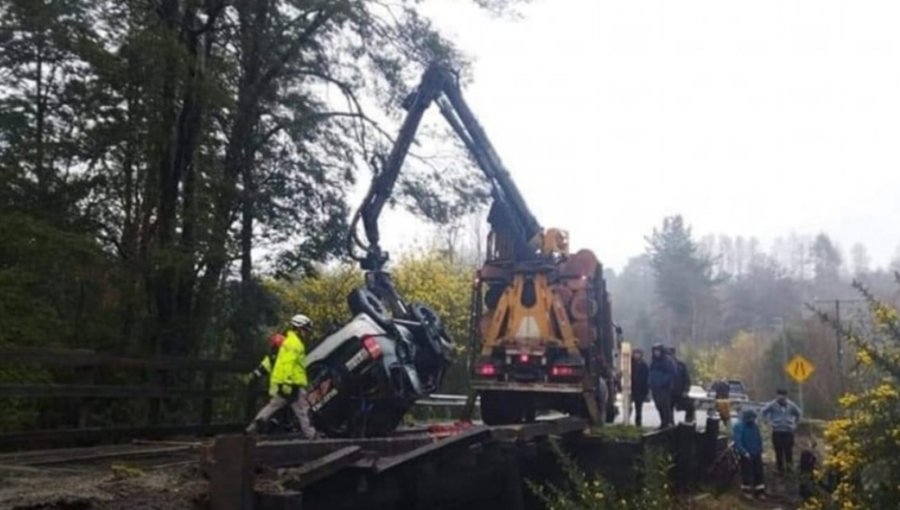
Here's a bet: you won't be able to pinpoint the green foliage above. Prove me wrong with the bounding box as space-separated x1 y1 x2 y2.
265 266 364 343
528 440 674 510
0 213 117 348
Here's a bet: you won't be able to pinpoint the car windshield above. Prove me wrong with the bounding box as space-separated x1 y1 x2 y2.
729 382 746 394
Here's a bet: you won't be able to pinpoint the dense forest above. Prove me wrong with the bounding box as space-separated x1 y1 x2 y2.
606 215 900 418
0 0 503 361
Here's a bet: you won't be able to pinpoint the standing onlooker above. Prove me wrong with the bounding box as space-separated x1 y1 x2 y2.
733 409 766 500
667 347 696 424
648 343 675 429
761 388 802 475
711 377 731 426
630 348 650 427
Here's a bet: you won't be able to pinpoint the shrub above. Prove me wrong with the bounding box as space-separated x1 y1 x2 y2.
804 276 900 509
528 440 674 510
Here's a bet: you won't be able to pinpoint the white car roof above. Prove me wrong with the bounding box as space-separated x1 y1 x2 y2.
305 314 386 366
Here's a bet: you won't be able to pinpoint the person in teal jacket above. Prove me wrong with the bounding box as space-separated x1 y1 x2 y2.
733 409 766 500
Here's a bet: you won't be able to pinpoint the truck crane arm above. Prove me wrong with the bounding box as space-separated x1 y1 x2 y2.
348 64 544 280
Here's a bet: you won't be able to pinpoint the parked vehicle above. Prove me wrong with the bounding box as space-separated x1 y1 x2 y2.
707 379 749 401
304 288 453 437
688 384 707 400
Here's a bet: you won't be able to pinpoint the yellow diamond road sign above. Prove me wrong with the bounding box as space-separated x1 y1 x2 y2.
786 355 815 383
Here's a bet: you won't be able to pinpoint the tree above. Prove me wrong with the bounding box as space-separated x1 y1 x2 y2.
811 233 843 284
0 0 511 360
850 243 871 276
645 215 716 348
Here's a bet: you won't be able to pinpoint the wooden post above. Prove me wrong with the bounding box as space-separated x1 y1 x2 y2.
210 434 255 510
461 390 478 422
673 424 695 491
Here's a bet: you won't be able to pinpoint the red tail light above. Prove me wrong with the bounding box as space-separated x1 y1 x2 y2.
518 354 529 363
362 335 382 358
551 365 577 377
476 364 496 376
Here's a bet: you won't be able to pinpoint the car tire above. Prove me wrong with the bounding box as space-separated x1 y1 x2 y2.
480 391 524 425
408 302 450 356
347 288 393 330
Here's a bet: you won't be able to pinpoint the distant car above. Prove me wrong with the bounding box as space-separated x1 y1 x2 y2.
706 379 750 401
688 384 707 400
303 288 454 437
728 380 749 401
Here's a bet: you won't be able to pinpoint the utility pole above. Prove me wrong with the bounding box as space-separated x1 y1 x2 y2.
813 298 864 397
835 299 843 396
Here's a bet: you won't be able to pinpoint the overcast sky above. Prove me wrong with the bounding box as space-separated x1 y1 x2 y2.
373 0 900 272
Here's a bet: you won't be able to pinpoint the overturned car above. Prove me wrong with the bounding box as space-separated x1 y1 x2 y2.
304 288 454 437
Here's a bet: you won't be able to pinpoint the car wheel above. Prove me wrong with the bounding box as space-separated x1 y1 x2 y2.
347 288 392 330
480 391 523 425
409 302 449 356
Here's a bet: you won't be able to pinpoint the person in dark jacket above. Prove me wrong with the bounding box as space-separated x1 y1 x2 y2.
648 343 675 428
733 409 766 500
630 348 650 427
798 439 818 501
667 347 696 424
711 377 731 426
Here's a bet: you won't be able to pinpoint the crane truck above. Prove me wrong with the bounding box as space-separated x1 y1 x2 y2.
347 63 620 427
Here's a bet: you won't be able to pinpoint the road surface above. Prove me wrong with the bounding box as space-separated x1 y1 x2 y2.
615 399 716 429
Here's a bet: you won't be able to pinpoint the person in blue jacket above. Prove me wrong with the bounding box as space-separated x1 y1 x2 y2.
648 343 675 428
760 388 802 475
733 409 766 500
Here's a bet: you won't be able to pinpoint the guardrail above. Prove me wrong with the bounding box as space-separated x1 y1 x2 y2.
416 392 765 418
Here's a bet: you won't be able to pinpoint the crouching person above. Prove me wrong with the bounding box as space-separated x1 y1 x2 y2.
733 409 766 500
246 314 318 439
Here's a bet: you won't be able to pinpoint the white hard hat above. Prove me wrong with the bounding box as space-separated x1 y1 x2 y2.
290 314 312 329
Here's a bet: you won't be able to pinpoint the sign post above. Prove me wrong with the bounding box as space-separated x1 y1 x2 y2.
621 342 632 425
785 354 815 410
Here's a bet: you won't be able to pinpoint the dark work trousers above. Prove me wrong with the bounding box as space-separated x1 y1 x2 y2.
651 389 673 428
772 430 795 474
740 453 765 494
672 394 696 423
632 393 647 427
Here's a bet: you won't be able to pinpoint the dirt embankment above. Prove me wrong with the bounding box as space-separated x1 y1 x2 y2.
0 465 207 510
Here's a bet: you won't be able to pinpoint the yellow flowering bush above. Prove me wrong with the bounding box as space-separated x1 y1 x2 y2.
528 441 674 510
806 277 900 509
264 252 474 345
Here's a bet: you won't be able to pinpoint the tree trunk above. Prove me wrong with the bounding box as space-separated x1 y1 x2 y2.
238 160 256 358
191 0 268 354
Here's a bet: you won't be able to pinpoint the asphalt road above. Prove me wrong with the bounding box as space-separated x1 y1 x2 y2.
615 399 714 429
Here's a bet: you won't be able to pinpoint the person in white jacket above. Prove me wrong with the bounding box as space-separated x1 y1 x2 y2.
760 388 802 475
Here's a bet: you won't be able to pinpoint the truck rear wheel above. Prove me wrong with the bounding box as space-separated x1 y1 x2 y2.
480 391 524 425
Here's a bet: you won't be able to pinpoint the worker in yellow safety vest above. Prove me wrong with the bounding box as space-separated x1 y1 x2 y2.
245 314 318 438
241 333 285 384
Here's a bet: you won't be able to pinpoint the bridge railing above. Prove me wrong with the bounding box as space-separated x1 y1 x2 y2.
0 346 256 449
